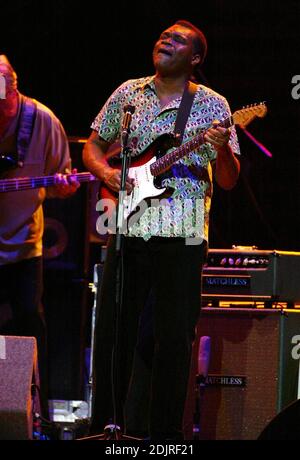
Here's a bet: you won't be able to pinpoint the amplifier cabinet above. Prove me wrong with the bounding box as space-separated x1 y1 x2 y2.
184 308 300 440
202 249 300 303
0 336 40 440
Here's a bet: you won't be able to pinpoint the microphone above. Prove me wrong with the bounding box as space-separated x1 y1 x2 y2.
197 335 211 385
121 104 135 146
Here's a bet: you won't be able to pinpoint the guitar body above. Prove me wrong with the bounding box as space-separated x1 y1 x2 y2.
99 134 176 220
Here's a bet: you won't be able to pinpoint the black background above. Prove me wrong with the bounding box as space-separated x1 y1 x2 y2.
2 0 300 251
2 0 300 409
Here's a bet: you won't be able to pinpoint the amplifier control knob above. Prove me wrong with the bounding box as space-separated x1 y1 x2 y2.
242 258 249 266
248 259 257 265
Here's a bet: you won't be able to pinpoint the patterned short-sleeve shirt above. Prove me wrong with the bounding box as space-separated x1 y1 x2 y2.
91 76 240 242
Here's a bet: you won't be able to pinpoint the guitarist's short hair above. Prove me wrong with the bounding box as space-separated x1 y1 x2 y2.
175 20 208 65
175 20 207 83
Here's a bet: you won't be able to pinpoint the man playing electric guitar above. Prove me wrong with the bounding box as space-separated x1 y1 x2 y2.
83 20 241 440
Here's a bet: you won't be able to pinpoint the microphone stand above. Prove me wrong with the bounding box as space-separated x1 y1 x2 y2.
193 335 211 440
81 106 142 441
103 105 139 440
115 106 135 254
193 374 206 440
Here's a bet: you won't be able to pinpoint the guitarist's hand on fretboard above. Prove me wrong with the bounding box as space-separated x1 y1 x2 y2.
52 168 80 198
204 120 231 152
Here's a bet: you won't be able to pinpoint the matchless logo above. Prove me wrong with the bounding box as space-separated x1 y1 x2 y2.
203 276 250 288
205 375 247 387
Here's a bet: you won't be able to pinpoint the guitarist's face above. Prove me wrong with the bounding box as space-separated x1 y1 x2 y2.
153 25 200 78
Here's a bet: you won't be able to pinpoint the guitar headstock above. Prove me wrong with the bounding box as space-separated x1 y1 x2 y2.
232 102 267 128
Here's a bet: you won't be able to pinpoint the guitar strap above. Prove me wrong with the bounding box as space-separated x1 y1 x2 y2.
16 94 37 167
174 81 198 144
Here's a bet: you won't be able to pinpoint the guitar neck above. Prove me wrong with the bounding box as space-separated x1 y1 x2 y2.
150 116 233 177
0 172 96 193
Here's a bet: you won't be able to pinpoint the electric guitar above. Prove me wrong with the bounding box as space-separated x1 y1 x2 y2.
100 102 267 220
0 171 97 193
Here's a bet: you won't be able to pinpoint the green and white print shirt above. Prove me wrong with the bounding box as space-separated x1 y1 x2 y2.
91 76 240 241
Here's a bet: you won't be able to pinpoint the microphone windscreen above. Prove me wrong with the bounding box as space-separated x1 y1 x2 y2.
198 335 211 377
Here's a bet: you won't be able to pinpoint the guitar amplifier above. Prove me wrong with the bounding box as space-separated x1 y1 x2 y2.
202 247 300 305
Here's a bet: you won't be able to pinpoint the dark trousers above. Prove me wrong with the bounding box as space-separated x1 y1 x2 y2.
91 236 206 439
0 257 49 419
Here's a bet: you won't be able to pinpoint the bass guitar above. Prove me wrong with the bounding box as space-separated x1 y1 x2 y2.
0 171 97 193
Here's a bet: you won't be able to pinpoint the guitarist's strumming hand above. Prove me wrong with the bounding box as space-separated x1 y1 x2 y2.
103 167 135 194
204 120 231 154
